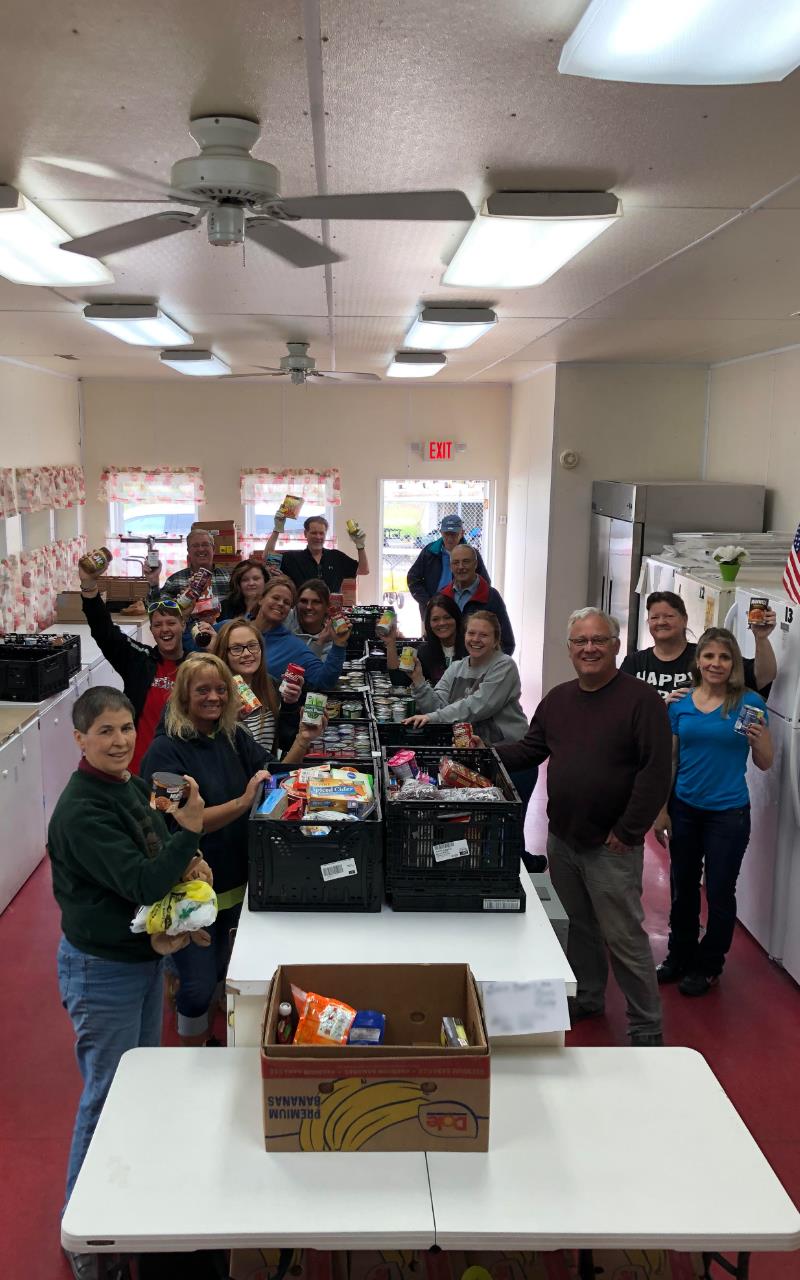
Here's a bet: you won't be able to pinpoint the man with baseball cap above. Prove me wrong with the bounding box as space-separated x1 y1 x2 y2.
406 514 490 623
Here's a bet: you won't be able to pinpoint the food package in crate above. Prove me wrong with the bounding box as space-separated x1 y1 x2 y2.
439 756 493 789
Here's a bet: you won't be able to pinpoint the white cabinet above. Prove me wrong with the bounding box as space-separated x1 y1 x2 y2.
0 720 46 912
39 687 81 830
89 657 124 691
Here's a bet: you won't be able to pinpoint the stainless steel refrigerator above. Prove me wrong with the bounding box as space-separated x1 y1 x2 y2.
589 480 766 653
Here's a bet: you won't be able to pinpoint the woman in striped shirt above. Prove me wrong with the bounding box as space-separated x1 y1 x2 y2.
215 620 319 763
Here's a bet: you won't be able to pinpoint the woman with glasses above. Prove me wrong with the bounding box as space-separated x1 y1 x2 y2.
140 654 270 1045
621 590 776 703
653 627 774 997
253 575 352 688
218 559 270 623
214 619 323 762
79 561 188 774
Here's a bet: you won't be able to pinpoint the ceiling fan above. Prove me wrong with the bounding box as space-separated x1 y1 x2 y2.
33 116 475 269
223 341 379 384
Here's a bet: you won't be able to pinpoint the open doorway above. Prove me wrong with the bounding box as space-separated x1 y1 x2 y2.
379 478 493 636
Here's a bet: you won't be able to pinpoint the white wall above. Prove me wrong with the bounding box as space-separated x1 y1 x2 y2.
81 381 511 600
505 368 557 714
706 349 800 532
544 364 708 688
0 362 80 466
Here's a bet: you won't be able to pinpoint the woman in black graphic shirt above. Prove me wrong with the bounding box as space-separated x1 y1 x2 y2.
621 591 776 703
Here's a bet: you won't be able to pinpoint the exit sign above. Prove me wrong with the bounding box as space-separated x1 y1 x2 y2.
426 440 453 460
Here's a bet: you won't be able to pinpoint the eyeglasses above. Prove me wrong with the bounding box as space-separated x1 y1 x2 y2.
147 598 183 617
228 642 261 657
568 635 616 648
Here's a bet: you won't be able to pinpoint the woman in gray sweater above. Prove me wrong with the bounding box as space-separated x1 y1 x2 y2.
405 610 527 743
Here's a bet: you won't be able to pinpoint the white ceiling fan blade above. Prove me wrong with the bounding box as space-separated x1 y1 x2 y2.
61 211 201 258
221 371 289 380
246 218 343 268
311 370 381 383
279 190 475 221
32 155 202 204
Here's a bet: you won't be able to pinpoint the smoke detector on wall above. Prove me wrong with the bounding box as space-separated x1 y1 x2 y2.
559 449 580 469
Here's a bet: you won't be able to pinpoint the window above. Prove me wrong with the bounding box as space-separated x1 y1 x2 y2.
99 467 205 578
240 469 341 554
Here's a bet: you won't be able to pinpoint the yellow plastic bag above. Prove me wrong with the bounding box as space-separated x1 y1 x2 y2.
131 879 218 937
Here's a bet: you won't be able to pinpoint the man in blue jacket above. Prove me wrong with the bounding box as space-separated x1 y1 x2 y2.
406 514 490 623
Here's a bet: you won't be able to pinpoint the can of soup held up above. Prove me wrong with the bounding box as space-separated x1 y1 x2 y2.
748 596 769 627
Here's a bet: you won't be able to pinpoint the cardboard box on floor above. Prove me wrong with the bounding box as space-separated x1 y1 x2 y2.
229 1247 344 1280
57 590 105 621
192 519 240 557
261 963 489 1153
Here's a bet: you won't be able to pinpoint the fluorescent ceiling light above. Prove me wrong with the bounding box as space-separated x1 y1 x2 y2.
386 351 446 379
160 349 230 377
442 193 621 289
84 304 192 347
0 186 113 286
405 307 497 351
559 0 800 85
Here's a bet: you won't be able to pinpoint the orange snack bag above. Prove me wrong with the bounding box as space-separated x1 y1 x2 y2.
293 989 357 1046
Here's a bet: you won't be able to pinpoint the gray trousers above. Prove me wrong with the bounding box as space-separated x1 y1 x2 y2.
547 832 662 1039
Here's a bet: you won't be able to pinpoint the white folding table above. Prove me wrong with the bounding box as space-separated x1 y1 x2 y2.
226 868 576 1047
62 1046 800 1278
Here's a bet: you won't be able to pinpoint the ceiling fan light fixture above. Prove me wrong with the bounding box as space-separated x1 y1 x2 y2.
442 192 621 288
558 0 800 85
0 186 113 286
405 307 497 350
160 349 230 377
84 304 192 347
386 351 447 379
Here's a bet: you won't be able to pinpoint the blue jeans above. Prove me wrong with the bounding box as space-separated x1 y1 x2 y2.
170 905 240 1037
57 937 163 1207
667 795 751 978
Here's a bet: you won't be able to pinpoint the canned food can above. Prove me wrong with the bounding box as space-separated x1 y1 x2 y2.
748 596 769 626
392 703 406 722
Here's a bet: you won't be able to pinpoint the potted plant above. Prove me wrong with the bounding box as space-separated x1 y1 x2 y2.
713 545 749 582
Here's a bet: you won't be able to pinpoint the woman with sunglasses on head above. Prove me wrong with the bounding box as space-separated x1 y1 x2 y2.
140 654 271 1046
218 559 270 623
384 592 466 686
253 575 351 688
653 627 773 997
621 590 776 703
215 619 324 763
79 562 188 774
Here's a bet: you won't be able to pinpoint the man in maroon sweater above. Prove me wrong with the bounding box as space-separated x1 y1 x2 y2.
496 607 672 1045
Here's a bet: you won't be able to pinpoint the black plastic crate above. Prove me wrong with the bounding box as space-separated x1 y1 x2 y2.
375 721 454 747
388 880 527 913
248 772 383 912
383 746 522 889
303 719 379 763
0 646 70 701
365 638 422 673
346 606 386 643
1 632 81 675
318 688 372 715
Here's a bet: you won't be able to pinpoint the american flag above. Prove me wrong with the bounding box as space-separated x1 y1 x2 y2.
783 522 800 604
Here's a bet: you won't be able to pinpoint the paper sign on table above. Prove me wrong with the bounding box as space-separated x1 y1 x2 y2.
480 978 570 1036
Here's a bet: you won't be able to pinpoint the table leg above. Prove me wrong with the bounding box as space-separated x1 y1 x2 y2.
702 1252 751 1279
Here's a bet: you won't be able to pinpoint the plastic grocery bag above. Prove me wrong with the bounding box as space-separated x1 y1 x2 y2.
131 879 218 936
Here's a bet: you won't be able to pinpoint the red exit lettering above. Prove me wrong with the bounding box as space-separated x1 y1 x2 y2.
428 440 453 460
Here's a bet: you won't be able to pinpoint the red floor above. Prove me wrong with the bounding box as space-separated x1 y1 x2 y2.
2 803 799 1279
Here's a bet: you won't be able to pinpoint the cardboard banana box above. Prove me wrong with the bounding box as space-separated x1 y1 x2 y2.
261 963 490 1152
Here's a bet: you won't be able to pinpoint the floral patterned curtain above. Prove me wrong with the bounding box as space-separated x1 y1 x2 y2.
13 465 85 514
98 467 205 505
0 469 17 517
240 468 341 506
0 537 86 634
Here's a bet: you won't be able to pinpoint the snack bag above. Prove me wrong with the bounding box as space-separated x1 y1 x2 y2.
130 880 218 937
293 989 357 1046
439 755 493 789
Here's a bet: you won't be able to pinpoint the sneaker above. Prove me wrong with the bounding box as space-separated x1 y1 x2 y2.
656 955 686 984
522 852 548 873
630 1032 664 1046
568 998 605 1022
678 972 719 997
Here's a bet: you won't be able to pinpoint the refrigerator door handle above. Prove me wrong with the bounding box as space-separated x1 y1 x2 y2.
724 600 737 631
601 574 606 613
790 676 800 828
608 579 613 614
